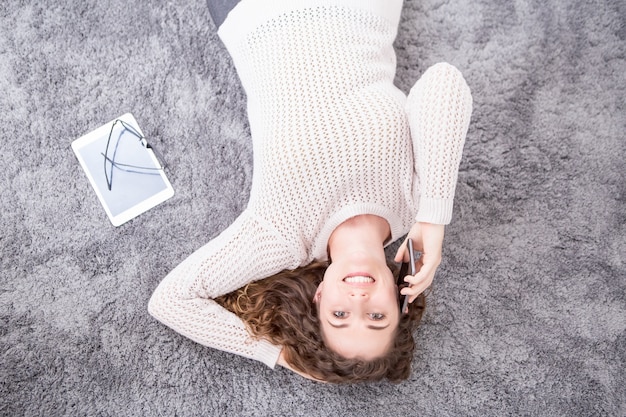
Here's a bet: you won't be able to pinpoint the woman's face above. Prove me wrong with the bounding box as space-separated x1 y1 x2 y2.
315 253 400 359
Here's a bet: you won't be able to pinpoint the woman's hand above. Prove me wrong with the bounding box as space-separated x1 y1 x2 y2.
277 350 326 382
394 222 445 303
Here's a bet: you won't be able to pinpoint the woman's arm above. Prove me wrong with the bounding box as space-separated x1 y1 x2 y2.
399 63 472 298
405 62 473 225
148 211 299 368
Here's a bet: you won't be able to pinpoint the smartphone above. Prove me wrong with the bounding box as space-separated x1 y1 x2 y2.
397 239 417 315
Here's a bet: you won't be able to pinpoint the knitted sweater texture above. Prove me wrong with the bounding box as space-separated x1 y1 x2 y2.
149 0 473 368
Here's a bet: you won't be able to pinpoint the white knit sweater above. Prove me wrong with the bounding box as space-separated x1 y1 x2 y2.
149 0 472 368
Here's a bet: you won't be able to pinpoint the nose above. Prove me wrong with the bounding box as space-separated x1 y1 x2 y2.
349 290 369 299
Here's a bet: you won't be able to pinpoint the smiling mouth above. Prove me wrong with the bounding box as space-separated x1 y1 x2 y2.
343 275 375 284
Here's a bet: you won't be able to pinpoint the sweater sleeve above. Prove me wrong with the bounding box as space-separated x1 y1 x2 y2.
148 211 299 368
405 62 473 225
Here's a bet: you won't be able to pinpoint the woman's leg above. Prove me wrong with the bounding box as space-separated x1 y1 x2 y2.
206 0 242 28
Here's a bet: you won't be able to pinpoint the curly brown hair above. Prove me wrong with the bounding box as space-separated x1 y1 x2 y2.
215 260 426 383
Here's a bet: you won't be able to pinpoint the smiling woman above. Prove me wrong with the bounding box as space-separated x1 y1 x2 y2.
148 0 472 383
314 214 401 360
214 261 427 383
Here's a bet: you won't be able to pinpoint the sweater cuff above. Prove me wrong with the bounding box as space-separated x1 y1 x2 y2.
416 197 454 225
255 340 283 369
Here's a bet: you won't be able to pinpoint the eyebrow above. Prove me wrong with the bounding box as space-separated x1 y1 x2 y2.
326 320 390 330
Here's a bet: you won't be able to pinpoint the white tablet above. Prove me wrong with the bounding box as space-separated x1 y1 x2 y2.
71 113 174 226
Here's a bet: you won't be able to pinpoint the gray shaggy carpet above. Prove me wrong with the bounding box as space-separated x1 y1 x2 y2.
1 0 624 416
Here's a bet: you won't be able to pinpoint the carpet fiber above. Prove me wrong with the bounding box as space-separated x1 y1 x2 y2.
1 0 624 416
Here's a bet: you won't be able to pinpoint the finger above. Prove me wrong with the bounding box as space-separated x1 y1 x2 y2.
400 281 431 303
394 239 408 263
402 263 437 301
404 260 436 284
402 269 434 289
401 274 435 303
409 283 432 303
415 260 438 280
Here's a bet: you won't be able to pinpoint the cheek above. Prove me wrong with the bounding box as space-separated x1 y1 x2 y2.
323 262 342 281
317 285 346 315
317 290 338 309
376 284 400 304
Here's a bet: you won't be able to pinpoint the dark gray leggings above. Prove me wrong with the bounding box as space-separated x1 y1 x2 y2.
207 0 242 28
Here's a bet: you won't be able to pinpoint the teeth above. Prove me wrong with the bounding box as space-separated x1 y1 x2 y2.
344 276 374 283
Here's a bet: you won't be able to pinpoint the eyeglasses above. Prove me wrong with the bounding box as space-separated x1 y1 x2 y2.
101 119 167 191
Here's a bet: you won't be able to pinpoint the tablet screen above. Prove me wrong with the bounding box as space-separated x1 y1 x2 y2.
72 114 174 226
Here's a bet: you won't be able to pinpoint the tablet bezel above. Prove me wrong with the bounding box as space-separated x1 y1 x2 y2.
71 113 174 226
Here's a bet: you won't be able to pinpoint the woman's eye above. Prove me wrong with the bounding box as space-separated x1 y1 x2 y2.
333 311 347 318
369 313 385 320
